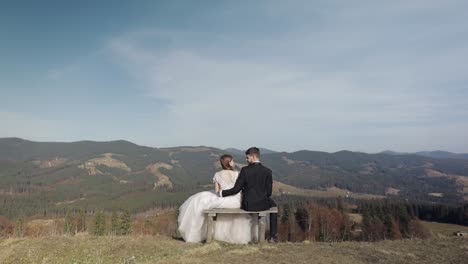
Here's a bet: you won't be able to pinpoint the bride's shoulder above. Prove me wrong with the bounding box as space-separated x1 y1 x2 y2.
216 170 239 175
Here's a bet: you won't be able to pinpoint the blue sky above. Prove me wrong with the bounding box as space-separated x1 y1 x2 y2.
1 0 468 153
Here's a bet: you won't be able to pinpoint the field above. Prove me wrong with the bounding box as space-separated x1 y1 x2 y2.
422 221 468 237
272 181 384 199
1 215 468 263
0 235 466 264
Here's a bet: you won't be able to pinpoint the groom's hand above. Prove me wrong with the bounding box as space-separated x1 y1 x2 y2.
218 190 223 197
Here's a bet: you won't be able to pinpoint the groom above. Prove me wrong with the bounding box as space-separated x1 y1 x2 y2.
219 147 278 242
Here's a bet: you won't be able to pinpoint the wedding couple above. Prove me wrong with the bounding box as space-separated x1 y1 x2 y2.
178 147 278 244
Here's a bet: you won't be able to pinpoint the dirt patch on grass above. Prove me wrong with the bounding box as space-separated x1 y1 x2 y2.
424 169 447 177
78 153 131 175
451 175 468 201
348 213 363 224
359 164 375 175
32 157 67 168
146 163 173 189
385 187 400 195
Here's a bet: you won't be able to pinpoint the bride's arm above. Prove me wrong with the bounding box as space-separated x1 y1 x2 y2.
214 181 220 193
221 169 245 197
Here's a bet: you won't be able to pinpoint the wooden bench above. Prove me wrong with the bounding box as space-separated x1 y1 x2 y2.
203 207 278 243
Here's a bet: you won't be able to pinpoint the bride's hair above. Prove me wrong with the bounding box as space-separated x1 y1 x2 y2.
220 154 234 170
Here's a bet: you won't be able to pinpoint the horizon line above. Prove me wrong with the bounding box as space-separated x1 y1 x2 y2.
1 136 467 155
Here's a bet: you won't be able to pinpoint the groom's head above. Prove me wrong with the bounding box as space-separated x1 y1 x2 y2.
245 147 260 164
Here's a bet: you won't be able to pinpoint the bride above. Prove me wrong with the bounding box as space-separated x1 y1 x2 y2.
178 154 251 244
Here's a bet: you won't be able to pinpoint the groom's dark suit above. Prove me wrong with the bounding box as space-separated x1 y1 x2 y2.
221 162 277 239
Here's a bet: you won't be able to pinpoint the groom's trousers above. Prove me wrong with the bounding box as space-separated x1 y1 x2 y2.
269 198 278 239
270 213 278 239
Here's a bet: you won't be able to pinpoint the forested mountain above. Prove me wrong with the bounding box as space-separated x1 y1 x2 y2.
224 147 278 155
380 150 468 160
415 151 468 160
1 138 467 219
261 150 468 202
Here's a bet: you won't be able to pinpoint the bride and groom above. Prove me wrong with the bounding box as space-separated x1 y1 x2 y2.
178 147 278 244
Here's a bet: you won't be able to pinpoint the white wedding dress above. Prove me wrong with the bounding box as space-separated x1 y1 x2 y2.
178 170 251 244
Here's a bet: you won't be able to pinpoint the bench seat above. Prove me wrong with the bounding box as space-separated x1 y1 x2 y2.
203 207 278 243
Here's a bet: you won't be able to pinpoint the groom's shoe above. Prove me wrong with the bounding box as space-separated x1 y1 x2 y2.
268 237 279 244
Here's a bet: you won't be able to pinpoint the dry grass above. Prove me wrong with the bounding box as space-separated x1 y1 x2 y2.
422 221 468 237
146 163 174 189
32 158 67 169
424 169 447 177
420 167 468 201
0 235 466 264
348 213 363 224
78 153 131 175
385 187 400 195
451 175 468 201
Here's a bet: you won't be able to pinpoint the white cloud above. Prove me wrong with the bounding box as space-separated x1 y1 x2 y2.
107 23 468 152
4 1 467 152
28 0 461 152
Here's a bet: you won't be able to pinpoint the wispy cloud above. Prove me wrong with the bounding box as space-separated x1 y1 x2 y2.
2 1 468 152
107 7 468 151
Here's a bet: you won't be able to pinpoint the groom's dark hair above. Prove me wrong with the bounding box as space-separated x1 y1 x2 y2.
245 147 260 158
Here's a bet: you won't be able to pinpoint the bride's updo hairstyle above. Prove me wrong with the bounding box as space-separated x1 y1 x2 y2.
220 154 234 170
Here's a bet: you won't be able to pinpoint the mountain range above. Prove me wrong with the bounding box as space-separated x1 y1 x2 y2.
224 147 278 156
1 137 467 218
381 150 468 160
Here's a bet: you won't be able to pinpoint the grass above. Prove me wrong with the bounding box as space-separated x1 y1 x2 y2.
422 221 468 237
273 181 384 199
0 235 466 264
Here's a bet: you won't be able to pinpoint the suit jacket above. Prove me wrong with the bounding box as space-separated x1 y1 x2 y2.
222 162 276 211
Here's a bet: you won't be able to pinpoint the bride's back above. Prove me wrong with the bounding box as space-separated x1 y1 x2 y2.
214 170 239 190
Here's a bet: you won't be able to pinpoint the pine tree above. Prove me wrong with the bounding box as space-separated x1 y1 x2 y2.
93 211 106 236
76 209 86 233
383 211 393 239
14 216 25 237
63 209 74 235
119 209 131 235
362 207 372 241
396 204 410 237
281 204 291 224
111 210 119 235
336 196 344 213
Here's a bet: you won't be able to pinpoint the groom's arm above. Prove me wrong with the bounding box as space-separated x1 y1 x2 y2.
266 169 273 197
221 168 246 197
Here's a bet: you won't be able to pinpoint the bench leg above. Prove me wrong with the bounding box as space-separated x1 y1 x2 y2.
251 213 259 243
259 214 266 243
206 213 216 243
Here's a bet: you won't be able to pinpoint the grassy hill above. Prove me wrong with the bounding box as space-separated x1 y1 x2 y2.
0 235 466 264
1 138 468 219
